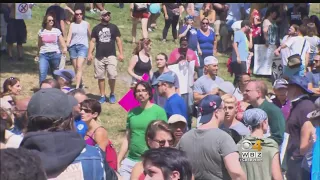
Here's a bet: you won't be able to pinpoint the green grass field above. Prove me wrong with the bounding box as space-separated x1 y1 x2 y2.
1 3 319 149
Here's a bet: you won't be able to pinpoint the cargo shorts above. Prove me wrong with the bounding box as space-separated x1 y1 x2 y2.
94 56 118 80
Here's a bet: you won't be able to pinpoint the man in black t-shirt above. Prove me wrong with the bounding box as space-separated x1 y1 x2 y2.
88 10 124 104
46 3 66 37
287 3 308 26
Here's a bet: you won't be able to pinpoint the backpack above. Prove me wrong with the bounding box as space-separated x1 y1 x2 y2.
86 127 118 171
105 140 118 171
134 3 148 12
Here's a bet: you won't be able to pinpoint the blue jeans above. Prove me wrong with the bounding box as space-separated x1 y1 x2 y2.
68 44 88 59
39 52 61 84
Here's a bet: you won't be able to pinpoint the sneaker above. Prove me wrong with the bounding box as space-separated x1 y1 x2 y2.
148 28 153 32
98 96 107 104
109 94 116 104
162 39 167 43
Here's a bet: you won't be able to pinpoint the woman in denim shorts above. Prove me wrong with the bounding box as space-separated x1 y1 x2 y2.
66 8 91 89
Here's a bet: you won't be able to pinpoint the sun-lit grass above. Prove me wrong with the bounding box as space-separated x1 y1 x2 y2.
1 3 319 149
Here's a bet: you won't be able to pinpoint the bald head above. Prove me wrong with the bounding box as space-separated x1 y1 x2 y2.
15 98 30 111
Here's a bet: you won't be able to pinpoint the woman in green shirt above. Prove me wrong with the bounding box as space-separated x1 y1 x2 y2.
117 81 167 180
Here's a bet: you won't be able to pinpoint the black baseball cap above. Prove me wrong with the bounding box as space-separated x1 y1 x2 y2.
27 88 78 119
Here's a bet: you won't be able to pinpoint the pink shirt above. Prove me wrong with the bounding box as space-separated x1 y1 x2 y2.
168 48 199 67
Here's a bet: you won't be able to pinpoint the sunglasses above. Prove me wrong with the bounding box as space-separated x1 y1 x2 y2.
152 139 174 147
80 108 93 113
75 13 83 16
202 22 209 25
102 13 110 17
47 19 54 22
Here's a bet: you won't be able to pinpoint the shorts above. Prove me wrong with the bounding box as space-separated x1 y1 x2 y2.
6 19 26 44
119 158 138 180
94 56 118 79
68 44 88 59
132 12 150 19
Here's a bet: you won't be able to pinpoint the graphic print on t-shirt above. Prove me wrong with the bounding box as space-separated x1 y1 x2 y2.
98 27 111 43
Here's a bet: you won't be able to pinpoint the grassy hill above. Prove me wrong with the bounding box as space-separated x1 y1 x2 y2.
1 3 319 149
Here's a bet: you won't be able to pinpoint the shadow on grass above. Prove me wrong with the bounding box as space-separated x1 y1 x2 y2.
117 129 126 133
0 45 38 74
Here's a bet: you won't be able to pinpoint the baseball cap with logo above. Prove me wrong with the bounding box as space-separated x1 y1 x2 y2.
27 88 78 119
273 78 288 89
199 95 222 124
204 56 219 66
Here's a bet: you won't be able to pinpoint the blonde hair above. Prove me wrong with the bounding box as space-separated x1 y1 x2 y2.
221 94 237 105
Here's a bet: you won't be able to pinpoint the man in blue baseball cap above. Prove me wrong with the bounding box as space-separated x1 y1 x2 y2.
177 94 246 180
285 75 316 180
53 69 75 93
152 73 188 124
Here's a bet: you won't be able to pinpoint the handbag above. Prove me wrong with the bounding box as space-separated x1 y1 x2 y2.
287 39 306 68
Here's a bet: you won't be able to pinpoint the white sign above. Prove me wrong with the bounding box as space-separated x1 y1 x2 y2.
168 60 195 94
15 3 32 19
280 133 290 165
253 44 277 75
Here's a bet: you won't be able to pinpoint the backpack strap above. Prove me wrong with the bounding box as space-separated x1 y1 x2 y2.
300 39 306 55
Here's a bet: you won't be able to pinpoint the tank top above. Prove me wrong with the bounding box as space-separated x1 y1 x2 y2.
133 54 152 76
69 21 89 47
85 126 104 146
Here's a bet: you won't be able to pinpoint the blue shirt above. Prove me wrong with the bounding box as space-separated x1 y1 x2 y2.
179 26 198 51
306 69 320 88
197 29 215 57
164 93 188 120
74 116 88 138
152 71 180 107
232 30 249 62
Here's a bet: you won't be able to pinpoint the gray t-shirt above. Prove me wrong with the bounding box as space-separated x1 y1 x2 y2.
70 21 89 47
220 122 250 136
177 128 238 180
194 75 224 95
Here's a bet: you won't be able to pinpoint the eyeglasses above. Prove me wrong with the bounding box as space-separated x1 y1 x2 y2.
80 108 93 113
75 13 83 16
152 139 174 147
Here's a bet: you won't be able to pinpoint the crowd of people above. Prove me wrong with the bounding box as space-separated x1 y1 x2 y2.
1 3 320 180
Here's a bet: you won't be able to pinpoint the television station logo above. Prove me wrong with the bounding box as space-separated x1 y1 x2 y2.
240 139 263 162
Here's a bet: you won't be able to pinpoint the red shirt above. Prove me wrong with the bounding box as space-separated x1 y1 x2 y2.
168 48 200 67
